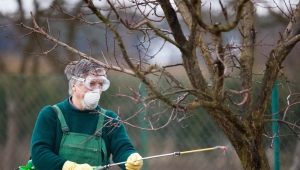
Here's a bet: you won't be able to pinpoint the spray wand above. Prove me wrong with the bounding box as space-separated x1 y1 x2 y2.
95 145 228 170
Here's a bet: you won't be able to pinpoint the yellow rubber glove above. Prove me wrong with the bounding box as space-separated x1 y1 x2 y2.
62 161 94 170
125 153 143 170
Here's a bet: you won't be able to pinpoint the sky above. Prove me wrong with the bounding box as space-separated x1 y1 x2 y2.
0 0 118 17
0 0 299 17
0 0 79 17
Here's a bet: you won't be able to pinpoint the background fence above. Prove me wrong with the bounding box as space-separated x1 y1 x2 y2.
0 73 299 170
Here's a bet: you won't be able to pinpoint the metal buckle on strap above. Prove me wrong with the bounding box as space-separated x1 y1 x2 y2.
62 127 70 133
94 131 102 138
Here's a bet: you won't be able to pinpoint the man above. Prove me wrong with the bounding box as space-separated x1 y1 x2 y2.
31 59 143 170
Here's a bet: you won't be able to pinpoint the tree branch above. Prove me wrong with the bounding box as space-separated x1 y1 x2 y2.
158 0 208 94
20 17 135 75
183 0 249 34
84 0 186 110
175 0 215 77
255 1 300 117
239 1 255 116
157 0 188 52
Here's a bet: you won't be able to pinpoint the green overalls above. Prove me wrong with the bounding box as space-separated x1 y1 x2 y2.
53 105 108 166
19 105 108 170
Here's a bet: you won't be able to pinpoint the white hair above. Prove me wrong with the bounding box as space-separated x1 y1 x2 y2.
64 59 107 95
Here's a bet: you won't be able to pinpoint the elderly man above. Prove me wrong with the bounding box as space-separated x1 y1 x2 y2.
31 59 143 170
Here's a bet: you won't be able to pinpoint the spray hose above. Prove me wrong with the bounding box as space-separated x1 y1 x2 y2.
95 145 228 170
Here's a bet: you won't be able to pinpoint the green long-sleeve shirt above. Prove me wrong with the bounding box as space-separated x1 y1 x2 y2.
31 98 136 170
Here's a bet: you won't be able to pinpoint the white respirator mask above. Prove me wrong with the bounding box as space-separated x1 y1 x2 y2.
81 88 101 110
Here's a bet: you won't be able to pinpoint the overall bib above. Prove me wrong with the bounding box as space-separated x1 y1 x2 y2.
52 105 108 166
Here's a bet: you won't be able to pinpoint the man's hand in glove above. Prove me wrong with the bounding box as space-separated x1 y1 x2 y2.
125 153 143 170
62 161 94 170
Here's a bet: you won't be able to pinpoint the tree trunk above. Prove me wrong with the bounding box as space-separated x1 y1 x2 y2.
2 94 19 170
236 138 270 170
289 141 300 170
209 109 270 170
225 128 270 170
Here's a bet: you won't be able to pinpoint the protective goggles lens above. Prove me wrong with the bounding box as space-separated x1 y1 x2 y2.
72 75 110 91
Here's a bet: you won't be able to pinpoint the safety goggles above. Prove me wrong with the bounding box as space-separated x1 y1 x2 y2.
72 75 110 91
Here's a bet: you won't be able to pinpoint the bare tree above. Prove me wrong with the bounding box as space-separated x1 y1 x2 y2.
17 0 300 169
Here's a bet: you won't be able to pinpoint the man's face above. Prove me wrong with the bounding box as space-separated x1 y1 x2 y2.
72 76 105 110
72 81 89 101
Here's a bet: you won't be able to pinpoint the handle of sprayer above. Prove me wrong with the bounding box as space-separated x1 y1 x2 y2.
93 152 180 170
93 165 112 170
93 166 103 170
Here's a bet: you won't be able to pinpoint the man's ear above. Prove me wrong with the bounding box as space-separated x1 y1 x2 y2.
72 85 76 92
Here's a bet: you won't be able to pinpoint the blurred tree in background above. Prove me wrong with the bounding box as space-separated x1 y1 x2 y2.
0 0 300 170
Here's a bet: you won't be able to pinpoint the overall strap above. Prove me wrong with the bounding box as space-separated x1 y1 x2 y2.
94 108 106 137
94 108 108 163
52 105 70 133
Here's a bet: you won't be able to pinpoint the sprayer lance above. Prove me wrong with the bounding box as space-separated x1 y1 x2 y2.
95 145 227 170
